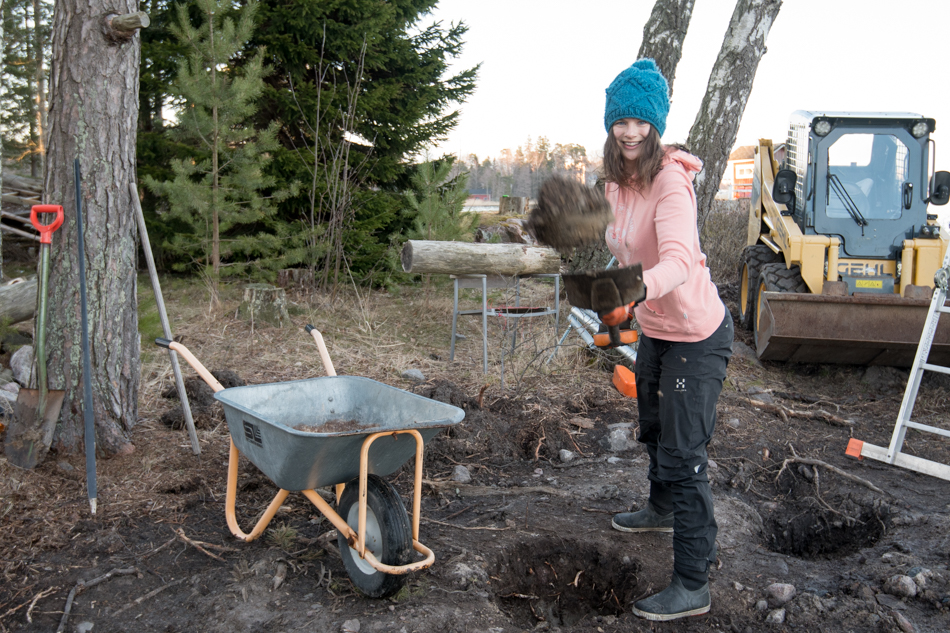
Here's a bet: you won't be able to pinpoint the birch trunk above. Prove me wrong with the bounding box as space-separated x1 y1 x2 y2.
687 0 783 234
637 0 696 99
567 0 696 275
44 0 142 455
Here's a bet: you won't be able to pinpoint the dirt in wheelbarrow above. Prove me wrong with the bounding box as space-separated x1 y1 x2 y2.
1 286 950 633
293 419 372 434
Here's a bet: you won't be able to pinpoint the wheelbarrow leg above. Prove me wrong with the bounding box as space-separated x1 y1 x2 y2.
226 438 289 541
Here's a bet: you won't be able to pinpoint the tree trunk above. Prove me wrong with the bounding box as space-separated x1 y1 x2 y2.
687 0 783 236
401 240 560 276
1 6 4 282
44 1 142 456
637 0 696 99
33 0 47 179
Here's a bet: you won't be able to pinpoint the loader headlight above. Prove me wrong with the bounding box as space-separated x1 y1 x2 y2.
911 121 930 138
813 119 833 137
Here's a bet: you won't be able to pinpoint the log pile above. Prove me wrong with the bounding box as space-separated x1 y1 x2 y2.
2 174 42 242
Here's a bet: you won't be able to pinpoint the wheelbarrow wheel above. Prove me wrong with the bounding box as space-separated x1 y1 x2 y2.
336 475 413 598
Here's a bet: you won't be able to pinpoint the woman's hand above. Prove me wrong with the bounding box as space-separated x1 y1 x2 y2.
600 304 635 327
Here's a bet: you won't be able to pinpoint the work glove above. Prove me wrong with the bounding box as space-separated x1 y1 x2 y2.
600 303 635 327
599 284 646 327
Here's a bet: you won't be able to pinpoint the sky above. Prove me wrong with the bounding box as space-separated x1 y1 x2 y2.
424 0 950 174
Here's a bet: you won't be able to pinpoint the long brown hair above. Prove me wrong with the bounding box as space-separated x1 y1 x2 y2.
602 124 665 191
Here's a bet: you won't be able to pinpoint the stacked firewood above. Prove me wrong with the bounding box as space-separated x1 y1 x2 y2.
1 174 42 242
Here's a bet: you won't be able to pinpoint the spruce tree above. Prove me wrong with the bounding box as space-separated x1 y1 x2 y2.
251 0 477 281
144 0 297 293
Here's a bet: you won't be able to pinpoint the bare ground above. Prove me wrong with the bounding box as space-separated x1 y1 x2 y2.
1 276 949 633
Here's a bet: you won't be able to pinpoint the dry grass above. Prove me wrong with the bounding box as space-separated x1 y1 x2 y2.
0 270 615 596
702 199 748 284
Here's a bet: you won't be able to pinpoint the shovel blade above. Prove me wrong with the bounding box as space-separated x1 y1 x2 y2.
4 389 66 469
563 264 646 311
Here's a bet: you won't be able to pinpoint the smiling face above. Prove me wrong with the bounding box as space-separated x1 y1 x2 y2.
612 118 653 163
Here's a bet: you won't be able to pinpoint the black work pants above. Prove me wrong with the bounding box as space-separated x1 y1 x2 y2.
635 309 733 584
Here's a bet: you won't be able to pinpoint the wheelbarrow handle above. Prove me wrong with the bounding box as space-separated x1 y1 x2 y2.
154 338 225 392
30 205 65 245
304 324 337 377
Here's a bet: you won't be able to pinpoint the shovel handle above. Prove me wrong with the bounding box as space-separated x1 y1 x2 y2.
30 205 65 245
608 324 621 347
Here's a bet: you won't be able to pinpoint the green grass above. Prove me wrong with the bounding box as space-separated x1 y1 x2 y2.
137 291 164 344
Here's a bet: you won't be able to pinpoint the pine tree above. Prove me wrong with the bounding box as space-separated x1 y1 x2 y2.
144 0 297 294
405 159 476 242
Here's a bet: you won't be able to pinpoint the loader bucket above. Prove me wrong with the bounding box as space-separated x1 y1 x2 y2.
755 292 950 367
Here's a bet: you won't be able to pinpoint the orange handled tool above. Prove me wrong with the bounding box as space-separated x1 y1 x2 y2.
30 204 65 245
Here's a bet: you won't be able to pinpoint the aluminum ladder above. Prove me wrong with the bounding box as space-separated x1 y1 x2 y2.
846 247 950 481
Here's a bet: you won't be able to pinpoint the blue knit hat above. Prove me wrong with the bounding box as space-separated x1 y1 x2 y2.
604 59 670 136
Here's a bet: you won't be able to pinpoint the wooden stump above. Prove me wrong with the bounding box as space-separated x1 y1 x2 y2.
499 196 528 215
276 268 314 288
237 284 290 328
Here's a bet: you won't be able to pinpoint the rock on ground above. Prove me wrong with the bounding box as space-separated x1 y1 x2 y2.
452 465 472 483
884 575 917 598
766 582 796 606
10 345 33 386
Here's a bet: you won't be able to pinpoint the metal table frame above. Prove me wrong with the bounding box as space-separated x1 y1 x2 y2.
449 274 560 373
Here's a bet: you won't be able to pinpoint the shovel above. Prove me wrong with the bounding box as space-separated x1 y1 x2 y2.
563 263 646 347
5 205 66 469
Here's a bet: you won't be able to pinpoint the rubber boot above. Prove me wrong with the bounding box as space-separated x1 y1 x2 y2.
611 502 674 533
632 574 710 621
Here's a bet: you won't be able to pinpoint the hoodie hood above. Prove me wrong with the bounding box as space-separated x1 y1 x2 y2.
663 147 703 179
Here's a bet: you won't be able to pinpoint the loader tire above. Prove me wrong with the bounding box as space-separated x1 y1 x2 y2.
754 263 808 344
738 245 782 329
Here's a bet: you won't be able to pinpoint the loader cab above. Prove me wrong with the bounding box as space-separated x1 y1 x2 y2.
783 112 935 260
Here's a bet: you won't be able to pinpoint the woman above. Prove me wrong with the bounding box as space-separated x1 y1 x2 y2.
599 58 734 621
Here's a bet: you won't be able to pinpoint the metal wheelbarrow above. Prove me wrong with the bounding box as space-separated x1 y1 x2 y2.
155 324 464 597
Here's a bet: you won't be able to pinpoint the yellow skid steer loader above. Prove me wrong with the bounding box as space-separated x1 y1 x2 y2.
738 111 950 366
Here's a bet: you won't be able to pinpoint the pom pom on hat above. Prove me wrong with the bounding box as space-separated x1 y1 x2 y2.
604 58 670 136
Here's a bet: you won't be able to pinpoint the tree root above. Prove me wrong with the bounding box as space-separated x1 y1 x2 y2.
775 445 885 495
174 527 236 562
747 398 854 427
57 567 138 633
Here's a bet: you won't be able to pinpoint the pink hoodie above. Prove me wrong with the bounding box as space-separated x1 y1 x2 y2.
604 148 725 342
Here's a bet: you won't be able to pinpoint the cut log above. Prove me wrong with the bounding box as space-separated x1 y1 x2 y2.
0 278 37 324
2 174 43 194
499 196 528 215
401 240 560 275
108 11 150 32
236 284 290 328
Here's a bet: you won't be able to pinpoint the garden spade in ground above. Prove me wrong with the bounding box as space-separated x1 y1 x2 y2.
5 205 66 469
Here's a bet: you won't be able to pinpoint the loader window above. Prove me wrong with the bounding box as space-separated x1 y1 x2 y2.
826 133 908 220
